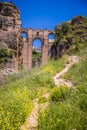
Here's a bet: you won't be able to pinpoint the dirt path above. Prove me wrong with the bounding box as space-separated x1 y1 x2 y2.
20 96 49 130
53 56 79 88
21 99 39 130
20 56 79 130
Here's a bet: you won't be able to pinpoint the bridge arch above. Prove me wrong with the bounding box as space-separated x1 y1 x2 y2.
21 31 28 39
21 30 28 44
48 32 55 45
48 33 55 40
32 37 43 45
32 38 43 67
22 28 55 69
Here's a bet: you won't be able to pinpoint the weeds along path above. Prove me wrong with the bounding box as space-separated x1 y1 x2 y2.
20 99 38 130
20 94 49 130
53 56 79 88
21 99 39 130
20 56 79 130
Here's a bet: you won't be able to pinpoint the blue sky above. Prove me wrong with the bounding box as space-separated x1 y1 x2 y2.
11 0 87 47
13 0 87 30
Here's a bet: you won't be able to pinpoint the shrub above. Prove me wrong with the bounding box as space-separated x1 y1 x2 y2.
50 85 70 102
61 22 69 34
0 48 14 63
0 48 9 58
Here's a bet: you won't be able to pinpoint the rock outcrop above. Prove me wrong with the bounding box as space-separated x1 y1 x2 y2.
51 16 87 58
0 2 24 73
0 2 22 54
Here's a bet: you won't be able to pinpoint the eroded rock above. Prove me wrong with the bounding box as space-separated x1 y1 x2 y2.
0 2 22 53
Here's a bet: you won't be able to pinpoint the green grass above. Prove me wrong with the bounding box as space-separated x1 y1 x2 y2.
41 55 68 76
32 51 41 59
39 100 87 130
63 41 87 86
38 41 87 130
1 40 86 130
0 56 67 130
49 85 70 102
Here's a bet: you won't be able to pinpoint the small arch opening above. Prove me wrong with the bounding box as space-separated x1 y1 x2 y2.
32 38 42 67
21 32 28 39
48 33 55 43
48 33 55 40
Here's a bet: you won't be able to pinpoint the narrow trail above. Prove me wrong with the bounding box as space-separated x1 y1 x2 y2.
20 55 79 130
53 56 79 88
21 99 39 130
20 96 49 130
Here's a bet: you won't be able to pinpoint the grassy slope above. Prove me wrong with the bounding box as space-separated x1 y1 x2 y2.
0 40 87 130
0 56 67 130
39 41 87 130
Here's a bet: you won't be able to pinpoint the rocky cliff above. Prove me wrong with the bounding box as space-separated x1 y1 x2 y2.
0 2 23 83
0 2 22 53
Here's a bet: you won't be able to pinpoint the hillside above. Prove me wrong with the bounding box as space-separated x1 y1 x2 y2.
39 41 87 130
0 16 87 130
51 16 87 58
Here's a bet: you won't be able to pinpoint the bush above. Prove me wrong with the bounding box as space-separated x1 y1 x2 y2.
50 85 70 102
61 22 69 34
0 48 14 63
0 48 8 58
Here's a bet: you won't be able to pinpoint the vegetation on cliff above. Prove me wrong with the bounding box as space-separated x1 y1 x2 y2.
51 16 87 58
0 48 13 64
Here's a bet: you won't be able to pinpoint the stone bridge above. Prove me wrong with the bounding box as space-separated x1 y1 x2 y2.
21 28 55 69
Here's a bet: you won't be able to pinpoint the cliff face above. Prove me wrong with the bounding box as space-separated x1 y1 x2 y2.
51 16 87 58
0 2 22 51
